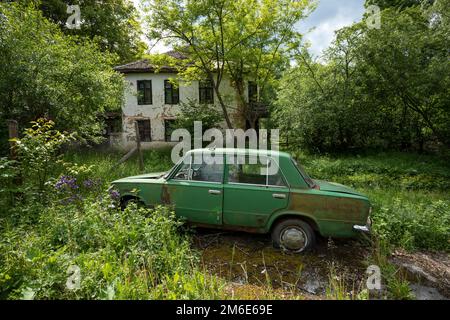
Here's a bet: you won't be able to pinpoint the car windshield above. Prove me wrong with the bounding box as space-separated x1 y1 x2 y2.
291 158 315 188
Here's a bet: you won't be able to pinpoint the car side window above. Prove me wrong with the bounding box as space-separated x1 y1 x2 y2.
228 156 285 187
191 161 223 183
171 154 224 183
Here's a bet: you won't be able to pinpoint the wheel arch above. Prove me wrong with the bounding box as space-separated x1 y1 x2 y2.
267 212 320 234
120 194 145 209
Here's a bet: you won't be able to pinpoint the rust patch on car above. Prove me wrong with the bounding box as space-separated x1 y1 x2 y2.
161 184 171 204
288 193 365 222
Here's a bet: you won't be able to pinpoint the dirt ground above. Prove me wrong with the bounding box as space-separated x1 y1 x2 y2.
192 229 449 300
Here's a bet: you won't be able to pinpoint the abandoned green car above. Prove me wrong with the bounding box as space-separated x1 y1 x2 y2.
111 148 371 253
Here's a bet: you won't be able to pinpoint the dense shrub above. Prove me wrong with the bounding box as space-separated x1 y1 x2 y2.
274 3 450 152
0 120 223 299
0 202 223 299
0 3 125 143
371 199 450 251
295 151 450 251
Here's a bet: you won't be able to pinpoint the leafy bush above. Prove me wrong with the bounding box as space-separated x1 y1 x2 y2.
371 199 450 251
175 100 223 138
0 119 74 218
0 120 223 299
14 119 74 194
295 151 450 251
0 200 223 299
0 3 125 143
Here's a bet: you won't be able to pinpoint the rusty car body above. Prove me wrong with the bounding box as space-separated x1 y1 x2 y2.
111 148 371 252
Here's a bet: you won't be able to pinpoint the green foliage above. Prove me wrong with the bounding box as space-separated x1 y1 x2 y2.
17 0 146 63
365 0 434 10
175 100 223 137
372 199 449 251
295 151 450 251
0 119 74 216
274 0 450 152
0 201 223 299
15 119 74 194
143 0 314 128
0 157 18 207
0 3 125 144
0 125 223 299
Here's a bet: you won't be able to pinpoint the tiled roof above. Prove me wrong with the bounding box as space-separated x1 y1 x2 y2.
164 49 189 60
114 59 177 74
114 49 189 74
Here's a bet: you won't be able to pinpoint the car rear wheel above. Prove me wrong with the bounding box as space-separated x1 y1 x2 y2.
271 219 315 253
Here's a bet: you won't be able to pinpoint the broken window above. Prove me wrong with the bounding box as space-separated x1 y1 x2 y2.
137 119 151 142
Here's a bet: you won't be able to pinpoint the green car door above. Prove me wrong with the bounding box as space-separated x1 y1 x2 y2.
165 154 224 225
223 155 289 228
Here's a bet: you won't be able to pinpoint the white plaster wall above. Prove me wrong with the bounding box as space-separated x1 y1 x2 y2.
120 72 242 149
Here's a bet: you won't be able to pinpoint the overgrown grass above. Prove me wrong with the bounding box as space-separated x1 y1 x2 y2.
61 148 450 252
63 147 174 184
1 146 449 300
0 200 224 299
292 151 450 252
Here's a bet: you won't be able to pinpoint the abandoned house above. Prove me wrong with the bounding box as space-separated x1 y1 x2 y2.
109 50 267 149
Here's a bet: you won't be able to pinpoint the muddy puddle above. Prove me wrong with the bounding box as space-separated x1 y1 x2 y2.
191 229 449 300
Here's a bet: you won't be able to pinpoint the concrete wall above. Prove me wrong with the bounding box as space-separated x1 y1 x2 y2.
119 72 247 149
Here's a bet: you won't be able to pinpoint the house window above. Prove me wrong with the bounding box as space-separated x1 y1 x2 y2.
248 81 258 104
137 80 152 105
164 80 179 104
199 80 214 104
164 119 177 142
137 119 151 142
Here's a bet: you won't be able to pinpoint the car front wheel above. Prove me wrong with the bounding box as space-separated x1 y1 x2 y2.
271 219 316 253
120 197 145 211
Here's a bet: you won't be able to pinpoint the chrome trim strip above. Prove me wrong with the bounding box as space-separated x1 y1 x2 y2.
353 225 370 233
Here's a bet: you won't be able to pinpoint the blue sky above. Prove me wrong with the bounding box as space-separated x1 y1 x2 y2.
298 0 366 57
133 0 366 57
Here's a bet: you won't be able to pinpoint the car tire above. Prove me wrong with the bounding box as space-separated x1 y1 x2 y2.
120 197 144 210
271 219 316 253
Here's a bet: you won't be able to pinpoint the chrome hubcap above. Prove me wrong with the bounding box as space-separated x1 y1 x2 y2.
280 227 307 252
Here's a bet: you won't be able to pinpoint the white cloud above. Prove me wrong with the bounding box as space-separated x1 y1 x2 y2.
302 13 360 57
298 0 365 58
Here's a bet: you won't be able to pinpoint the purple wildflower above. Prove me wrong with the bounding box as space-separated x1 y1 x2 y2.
109 189 120 200
55 175 78 191
83 179 94 188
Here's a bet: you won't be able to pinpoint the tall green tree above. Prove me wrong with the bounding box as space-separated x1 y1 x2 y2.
365 0 434 10
13 0 146 63
357 3 450 148
275 0 450 151
143 0 314 129
0 3 125 144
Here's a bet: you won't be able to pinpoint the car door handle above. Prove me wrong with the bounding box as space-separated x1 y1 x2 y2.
272 193 286 199
208 189 221 195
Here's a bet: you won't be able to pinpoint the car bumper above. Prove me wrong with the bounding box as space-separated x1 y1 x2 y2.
353 217 371 233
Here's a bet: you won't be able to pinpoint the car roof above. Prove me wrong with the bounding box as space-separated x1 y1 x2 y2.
186 148 292 159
